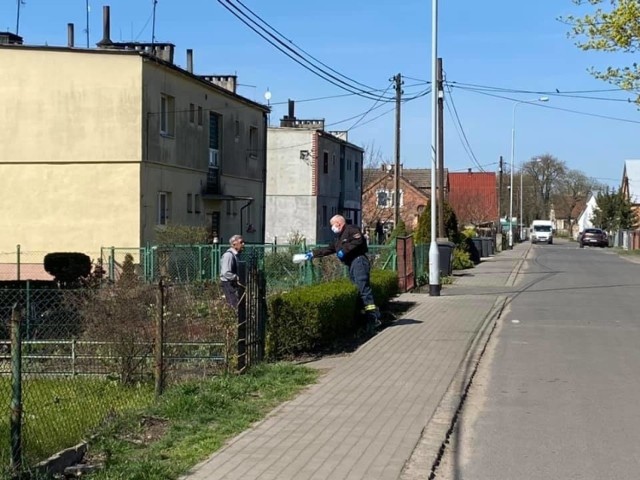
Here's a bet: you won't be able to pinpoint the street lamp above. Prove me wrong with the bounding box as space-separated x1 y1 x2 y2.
509 96 548 248
428 0 440 296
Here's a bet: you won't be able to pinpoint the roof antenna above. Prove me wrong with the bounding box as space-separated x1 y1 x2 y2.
15 0 25 35
85 0 90 48
151 0 158 45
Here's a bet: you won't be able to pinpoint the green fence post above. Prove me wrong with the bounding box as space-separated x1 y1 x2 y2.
109 247 115 280
198 245 204 281
10 305 22 476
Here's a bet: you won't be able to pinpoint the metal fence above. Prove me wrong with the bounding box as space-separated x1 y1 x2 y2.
0 278 242 476
610 230 640 250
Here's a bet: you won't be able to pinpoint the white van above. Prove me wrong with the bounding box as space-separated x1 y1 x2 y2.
530 220 554 244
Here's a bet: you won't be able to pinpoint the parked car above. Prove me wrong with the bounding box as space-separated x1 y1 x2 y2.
578 228 608 248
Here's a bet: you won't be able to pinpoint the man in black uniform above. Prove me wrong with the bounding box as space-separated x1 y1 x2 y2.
305 215 381 331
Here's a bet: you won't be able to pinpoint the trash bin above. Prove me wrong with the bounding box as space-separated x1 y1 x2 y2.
480 237 490 258
467 237 481 264
437 241 456 276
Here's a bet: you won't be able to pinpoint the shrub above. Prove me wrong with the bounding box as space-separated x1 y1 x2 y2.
452 247 474 270
371 270 399 307
267 280 358 358
44 252 92 285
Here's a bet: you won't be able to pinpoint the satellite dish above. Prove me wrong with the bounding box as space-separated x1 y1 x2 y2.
264 89 272 104
386 165 392 172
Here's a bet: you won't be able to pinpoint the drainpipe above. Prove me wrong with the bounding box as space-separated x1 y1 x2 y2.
240 199 253 236
261 111 268 243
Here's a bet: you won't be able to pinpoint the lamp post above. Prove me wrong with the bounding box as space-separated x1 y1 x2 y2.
509 96 548 248
428 0 440 296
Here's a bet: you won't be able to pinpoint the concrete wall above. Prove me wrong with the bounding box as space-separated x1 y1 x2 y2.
0 47 143 256
142 60 267 244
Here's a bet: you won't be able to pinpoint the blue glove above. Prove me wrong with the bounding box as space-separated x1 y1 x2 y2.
305 251 314 261
337 250 345 260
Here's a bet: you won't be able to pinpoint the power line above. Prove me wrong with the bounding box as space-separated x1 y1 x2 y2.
231 0 380 93
444 79 485 172
454 86 640 125
217 0 396 101
347 81 394 131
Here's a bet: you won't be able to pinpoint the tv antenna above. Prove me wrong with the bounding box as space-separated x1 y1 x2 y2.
84 0 90 47
15 0 25 35
151 0 158 45
264 89 272 106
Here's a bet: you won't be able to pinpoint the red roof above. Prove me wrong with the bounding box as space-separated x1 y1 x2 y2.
447 172 498 225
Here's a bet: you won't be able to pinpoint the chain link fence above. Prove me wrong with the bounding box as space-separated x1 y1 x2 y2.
1 278 237 476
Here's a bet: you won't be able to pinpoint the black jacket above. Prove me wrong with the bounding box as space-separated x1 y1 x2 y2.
313 224 368 266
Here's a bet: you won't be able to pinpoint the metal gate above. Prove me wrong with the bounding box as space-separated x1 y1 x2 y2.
237 250 266 372
396 236 415 292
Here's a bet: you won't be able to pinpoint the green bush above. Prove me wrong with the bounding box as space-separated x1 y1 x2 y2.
452 247 474 270
267 280 358 358
371 269 399 307
266 270 399 359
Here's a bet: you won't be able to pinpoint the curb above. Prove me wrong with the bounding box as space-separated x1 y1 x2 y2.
399 294 508 480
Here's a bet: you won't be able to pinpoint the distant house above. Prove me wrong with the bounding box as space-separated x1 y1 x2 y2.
362 165 448 239
447 170 498 228
621 159 640 228
265 101 363 245
575 194 598 238
550 196 588 238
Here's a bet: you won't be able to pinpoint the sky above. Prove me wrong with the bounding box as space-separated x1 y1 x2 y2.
2 0 639 189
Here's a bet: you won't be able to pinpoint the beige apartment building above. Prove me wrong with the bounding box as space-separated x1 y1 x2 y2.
266 101 364 245
0 9 268 276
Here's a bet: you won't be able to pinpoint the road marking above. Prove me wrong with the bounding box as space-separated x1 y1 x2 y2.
511 319 520 324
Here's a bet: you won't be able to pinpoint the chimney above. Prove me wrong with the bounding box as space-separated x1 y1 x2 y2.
67 23 75 47
186 49 193 73
288 99 295 120
96 5 113 47
468 168 472 174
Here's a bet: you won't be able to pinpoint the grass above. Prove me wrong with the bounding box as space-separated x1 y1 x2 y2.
0 376 153 477
79 363 318 480
613 247 640 256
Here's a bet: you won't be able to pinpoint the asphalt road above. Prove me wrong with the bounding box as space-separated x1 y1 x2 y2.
436 239 640 480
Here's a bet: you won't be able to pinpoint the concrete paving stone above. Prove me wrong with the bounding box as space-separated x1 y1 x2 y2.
180 245 528 480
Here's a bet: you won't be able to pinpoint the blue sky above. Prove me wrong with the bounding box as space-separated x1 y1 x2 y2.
3 0 638 188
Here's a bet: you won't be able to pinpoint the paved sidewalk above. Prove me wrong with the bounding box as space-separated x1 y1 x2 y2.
181 244 529 480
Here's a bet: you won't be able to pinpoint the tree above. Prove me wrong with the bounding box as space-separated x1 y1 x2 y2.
592 187 637 231
552 169 602 234
522 154 567 220
414 201 459 244
563 0 640 101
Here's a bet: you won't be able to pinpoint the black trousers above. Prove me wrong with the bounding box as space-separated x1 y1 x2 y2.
221 281 242 309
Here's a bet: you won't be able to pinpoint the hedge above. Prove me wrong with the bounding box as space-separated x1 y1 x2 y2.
266 270 399 359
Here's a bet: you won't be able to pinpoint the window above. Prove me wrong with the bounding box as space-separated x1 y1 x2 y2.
189 103 195 124
209 113 220 149
197 106 203 126
158 192 171 225
323 152 329 174
322 205 328 225
376 190 403 208
160 94 175 136
347 159 352 171
187 193 193 213
194 194 201 214
377 190 390 208
249 126 258 157
354 161 359 182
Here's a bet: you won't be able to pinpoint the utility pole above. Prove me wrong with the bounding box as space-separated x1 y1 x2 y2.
392 73 403 229
498 155 503 227
437 58 445 239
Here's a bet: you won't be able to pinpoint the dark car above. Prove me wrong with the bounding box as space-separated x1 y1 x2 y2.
579 228 608 248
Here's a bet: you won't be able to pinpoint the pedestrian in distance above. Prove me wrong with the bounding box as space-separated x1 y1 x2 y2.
220 234 245 309
303 215 381 332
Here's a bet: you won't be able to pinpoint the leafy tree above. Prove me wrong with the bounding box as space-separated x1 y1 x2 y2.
563 0 640 101
592 187 637 230
414 201 459 244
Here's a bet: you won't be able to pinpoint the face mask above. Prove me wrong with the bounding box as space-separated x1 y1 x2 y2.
331 225 341 234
